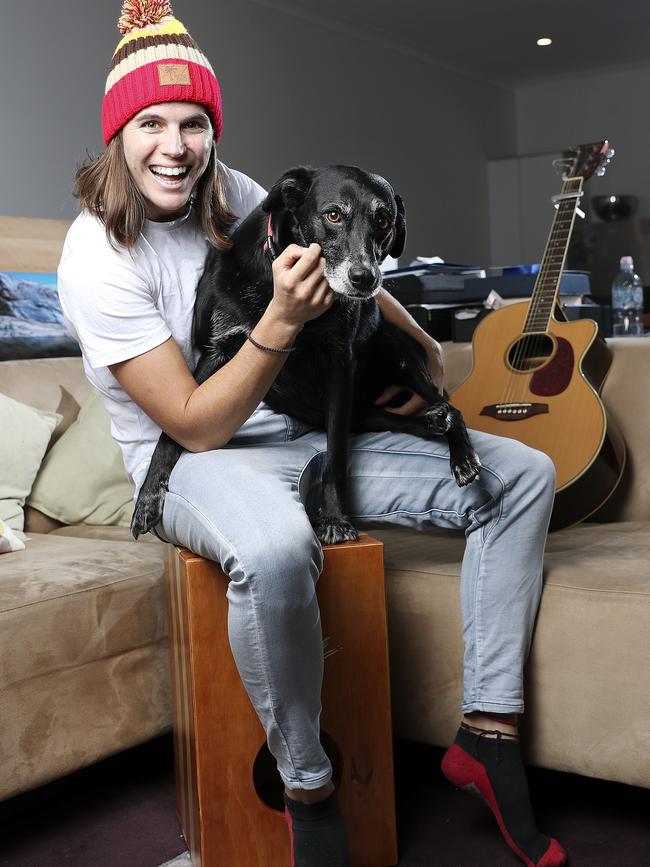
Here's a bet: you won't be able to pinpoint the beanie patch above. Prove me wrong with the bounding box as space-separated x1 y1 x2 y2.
158 63 190 85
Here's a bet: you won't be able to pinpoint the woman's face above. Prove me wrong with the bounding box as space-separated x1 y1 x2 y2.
122 101 213 221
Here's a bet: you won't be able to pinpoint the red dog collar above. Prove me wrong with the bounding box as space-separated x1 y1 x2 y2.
263 214 278 262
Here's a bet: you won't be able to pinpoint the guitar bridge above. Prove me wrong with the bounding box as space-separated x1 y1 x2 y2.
480 402 549 420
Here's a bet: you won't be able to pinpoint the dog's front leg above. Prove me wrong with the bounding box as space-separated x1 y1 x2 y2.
131 432 185 540
314 356 359 545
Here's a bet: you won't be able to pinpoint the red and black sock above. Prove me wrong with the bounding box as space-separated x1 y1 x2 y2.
441 722 567 866
283 790 349 867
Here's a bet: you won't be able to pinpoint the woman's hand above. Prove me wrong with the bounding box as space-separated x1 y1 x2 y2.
267 243 335 329
374 338 445 416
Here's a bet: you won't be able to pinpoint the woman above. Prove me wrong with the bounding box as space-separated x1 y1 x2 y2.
58 3 566 866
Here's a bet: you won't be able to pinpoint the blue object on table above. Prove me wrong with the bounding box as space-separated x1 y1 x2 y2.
502 264 541 275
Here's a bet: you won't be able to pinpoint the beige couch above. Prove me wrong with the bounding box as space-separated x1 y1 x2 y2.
1 339 649 803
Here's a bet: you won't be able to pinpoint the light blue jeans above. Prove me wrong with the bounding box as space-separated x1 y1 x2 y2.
156 407 555 790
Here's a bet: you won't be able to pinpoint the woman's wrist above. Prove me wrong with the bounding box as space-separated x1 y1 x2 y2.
253 303 303 350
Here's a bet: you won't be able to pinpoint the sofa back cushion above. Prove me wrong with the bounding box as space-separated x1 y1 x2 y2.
27 389 134 527
0 356 91 422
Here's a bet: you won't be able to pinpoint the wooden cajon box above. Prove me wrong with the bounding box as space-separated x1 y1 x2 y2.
165 535 398 867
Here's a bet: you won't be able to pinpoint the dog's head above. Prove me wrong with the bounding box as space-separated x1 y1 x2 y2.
262 165 406 300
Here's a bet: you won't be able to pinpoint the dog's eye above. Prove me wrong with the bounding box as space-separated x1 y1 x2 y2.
325 210 342 224
377 215 391 230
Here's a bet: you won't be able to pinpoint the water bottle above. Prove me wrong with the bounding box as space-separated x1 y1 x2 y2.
611 256 644 336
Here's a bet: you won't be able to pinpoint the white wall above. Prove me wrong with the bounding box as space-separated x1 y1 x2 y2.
0 0 516 265
516 64 650 217
486 64 650 269
488 152 561 266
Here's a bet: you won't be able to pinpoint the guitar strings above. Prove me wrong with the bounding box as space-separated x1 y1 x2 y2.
505 177 581 410
503 191 557 406
501 192 559 408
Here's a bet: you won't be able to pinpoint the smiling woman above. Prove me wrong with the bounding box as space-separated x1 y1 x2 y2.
121 104 213 221
73 0 234 250
74 107 236 250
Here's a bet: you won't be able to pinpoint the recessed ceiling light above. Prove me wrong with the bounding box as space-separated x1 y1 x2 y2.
537 37 553 46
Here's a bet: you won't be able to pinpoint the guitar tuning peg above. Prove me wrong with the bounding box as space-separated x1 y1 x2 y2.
607 147 615 159
596 166 607 177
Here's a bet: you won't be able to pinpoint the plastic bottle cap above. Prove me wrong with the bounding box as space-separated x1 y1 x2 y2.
620 255 634 268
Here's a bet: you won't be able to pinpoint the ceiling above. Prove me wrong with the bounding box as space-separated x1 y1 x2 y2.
258 0 650 87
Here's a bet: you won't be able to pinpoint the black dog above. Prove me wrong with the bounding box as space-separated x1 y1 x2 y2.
131 165 480 543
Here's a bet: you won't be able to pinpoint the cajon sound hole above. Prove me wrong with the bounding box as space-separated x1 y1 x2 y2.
252 731 343 813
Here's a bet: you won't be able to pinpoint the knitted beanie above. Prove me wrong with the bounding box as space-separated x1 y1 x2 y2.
102 0 222 145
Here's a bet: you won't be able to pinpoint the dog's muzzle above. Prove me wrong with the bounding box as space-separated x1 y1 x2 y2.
325 261 382 300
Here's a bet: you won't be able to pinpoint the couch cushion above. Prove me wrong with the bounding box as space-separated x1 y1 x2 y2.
50 524 161 543
0 393 60 531
0 531 170 801
0 533 165 689
26 390 135 527
372 521 650 593
1 357 90 534
370 521 650 787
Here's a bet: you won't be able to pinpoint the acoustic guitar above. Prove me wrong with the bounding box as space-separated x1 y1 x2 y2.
450 141 626 530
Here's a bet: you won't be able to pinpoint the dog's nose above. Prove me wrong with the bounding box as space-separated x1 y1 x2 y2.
348 267 375 292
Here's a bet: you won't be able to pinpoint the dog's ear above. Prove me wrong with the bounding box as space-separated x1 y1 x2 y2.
262 166 315 214
389 194 406 259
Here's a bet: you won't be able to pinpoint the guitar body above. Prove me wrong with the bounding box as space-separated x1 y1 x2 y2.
450 302 626 529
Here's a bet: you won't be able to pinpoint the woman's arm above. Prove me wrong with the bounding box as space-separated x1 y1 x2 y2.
376 288 445 409
109 244 333 452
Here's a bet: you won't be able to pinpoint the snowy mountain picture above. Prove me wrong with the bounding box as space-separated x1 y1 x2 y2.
0 272 80 360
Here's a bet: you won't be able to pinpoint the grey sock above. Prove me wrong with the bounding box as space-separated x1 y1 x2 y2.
283 790 349 867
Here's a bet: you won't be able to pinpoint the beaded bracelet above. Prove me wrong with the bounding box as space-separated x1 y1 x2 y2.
247 334 296 354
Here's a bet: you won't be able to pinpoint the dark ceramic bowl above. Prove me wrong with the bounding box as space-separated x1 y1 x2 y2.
591 194 638 222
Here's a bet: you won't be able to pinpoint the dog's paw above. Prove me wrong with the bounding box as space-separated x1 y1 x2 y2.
451 451 482 487
315 517 359 545
424 403 452 436
131 487 167 540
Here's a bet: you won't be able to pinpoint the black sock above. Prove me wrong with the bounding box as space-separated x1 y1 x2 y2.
283 790 349 867
441 723 566 866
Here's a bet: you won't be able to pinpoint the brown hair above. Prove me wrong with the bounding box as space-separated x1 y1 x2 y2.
74 133 236 251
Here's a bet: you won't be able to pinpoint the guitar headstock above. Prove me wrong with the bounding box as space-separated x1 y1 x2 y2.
561 140 614 181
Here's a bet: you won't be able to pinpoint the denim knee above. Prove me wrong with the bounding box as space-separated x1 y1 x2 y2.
525 446 557 495
230 522 324 611
494 438 556 490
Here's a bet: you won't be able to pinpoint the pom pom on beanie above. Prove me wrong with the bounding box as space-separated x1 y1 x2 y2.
118 0 174 33
102 0 222 145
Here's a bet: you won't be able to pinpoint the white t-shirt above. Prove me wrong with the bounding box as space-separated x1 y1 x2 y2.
58 162 267 495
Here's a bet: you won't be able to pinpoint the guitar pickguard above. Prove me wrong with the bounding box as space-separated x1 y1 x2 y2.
529 336 574 396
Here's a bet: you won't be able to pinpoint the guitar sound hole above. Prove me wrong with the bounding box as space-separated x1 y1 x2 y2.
507 334 554 372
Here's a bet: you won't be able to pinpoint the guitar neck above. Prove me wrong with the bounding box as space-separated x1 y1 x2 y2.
523 176 584 334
